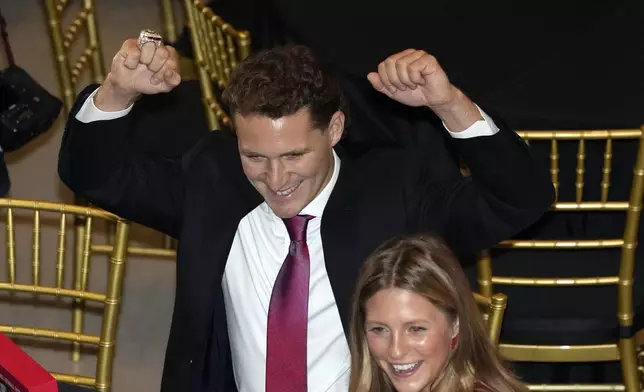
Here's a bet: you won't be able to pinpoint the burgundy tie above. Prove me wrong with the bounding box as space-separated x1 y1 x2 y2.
266 214 314 392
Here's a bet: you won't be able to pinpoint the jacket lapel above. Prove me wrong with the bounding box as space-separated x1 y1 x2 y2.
320 145 364 332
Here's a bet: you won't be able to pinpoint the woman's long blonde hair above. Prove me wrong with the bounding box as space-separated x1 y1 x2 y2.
348 233 527 392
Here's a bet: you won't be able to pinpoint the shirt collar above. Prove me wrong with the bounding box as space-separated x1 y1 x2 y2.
300 149 341 218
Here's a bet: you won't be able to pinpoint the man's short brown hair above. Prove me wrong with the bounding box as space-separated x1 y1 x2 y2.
222 45 346 130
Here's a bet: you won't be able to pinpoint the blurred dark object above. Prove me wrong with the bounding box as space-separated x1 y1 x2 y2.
57 381 96 391
128 79 211 157
0 65 62 152
168 0 644 145
169 0 290 57
0 8 61 153
0 7 62 197
0 151 9 196
269 0 644 131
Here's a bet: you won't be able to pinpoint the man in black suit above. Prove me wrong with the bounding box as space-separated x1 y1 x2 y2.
58 36 553 391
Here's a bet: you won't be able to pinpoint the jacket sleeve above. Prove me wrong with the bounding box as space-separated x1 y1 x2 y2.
409 112 555 255
58 85 201 238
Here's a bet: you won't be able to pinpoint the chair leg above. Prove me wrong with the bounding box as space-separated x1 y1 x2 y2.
637 344 644 391
619 337 641 392
72 223 86 362
477 250 493 298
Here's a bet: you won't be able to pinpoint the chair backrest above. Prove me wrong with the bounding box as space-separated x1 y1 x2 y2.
43 0 105 115
183 0 251 130
473 292 508 345
478 128 644 315
477 128 644 392
0 198 130 392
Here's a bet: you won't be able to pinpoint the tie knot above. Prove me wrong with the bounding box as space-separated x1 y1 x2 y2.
283 215 314 243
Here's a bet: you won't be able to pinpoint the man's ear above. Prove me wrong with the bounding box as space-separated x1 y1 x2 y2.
328 111 345 147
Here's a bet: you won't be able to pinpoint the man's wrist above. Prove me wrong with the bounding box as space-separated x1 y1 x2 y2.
428 88 483 133
94 80 139 112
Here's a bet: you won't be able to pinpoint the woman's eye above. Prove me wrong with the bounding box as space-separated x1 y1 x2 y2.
368 326 386 334
409 326 426 333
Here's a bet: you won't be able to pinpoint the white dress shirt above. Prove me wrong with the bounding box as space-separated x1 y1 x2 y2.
222 151 350 392
75 88 499 391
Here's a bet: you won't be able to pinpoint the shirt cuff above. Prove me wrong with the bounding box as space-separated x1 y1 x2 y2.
74 87 134 123
444 105 500 139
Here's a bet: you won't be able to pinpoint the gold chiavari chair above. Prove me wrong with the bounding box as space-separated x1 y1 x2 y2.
184 0 251 131
474 292 508 345
160 0 179 43
0 198 130 391
42 0 105 115
477 128 644 392
42 0 115 286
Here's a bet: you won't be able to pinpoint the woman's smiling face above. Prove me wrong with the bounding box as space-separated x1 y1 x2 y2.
364 287 458 392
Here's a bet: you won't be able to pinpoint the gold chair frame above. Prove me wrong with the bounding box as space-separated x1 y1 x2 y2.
160 0 179 43
0 198 130 392
474 292 508 345
478 128 644 392
43 0 105 115
184 0 251 131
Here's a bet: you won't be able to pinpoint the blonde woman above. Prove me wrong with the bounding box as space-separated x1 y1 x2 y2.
349 234 526 392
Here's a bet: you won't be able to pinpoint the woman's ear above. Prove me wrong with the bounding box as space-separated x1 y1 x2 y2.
452 317 460 338
450 317 460 350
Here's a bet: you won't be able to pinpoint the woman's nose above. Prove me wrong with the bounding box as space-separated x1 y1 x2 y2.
388 331 409 360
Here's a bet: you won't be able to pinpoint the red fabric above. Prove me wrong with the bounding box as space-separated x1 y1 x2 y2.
0 332 57 392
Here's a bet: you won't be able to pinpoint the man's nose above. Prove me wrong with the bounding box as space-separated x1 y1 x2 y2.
265 160 287 191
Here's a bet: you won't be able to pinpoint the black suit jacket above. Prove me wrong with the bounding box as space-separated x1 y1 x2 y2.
58 85 554 391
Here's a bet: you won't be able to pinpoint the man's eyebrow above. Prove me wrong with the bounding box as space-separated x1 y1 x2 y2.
280 148 310 156
240 148 311 157
240 149 261 156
